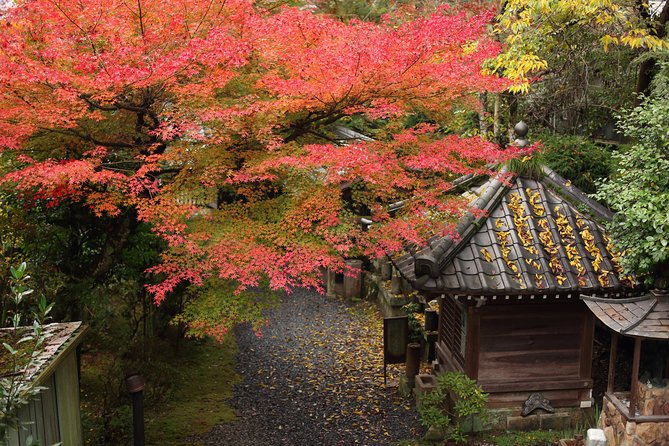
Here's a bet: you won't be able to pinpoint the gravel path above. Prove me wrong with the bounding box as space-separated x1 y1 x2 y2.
196 288 423 446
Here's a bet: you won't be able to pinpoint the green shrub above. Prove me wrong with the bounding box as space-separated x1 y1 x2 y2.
481 429 565 446
401 302 423 343
418 371 488 444
538 133 613 194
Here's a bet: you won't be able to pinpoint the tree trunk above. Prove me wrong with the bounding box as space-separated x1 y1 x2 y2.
91 212 134 280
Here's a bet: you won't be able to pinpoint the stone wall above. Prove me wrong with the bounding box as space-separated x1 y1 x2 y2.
600 394 669 446
637 380 669 416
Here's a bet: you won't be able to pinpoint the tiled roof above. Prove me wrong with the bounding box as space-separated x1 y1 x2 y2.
393 166 637 296
0 322 87 384
582 292 669 339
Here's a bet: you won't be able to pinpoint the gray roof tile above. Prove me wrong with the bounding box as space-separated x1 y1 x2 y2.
392 167 638 297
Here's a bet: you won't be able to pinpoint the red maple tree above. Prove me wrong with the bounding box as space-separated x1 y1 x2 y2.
0 0 518 335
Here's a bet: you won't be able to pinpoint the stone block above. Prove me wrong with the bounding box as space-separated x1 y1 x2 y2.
540 413 572 431
603 426 616 446
635 422 658 444
380 257 392 280
507 415 540 431
458 414 484 434
586 428 607 446
483 408 513 431
643 399 655 416
414 374 437 406
625 421 636 436
423 425 445 441
376 285 408 317
607 401 617 416
398 373 413 397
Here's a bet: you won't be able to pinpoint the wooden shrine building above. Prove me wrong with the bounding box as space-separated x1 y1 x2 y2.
392 165 638 426
2 322 87 446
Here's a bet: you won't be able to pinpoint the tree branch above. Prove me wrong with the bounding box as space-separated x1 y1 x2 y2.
38 127 137 149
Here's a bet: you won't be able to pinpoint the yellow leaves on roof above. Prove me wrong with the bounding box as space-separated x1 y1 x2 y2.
554 205 586 285
495 221 524 288
578 218 611 287
509 193 536 253
527 188 545 217
480 248 493 263
549 258 566 285
604 234 635 287
537 213 566 285
525 257 541 270
489 187 632 290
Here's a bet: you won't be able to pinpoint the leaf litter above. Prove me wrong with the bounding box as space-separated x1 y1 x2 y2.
195 288 422 446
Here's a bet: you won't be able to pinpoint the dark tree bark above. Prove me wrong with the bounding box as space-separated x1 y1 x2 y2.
91 212 135 280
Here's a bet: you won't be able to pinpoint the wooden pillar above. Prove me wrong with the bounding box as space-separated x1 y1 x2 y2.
629 338 642 417
325 269 336 298
343 259 363 299
380 257 392 281
580 313 595 380
607 332 619 394
464 306 480 380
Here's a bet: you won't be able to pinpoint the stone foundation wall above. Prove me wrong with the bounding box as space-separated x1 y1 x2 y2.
637 380 669 416
600 395 669 446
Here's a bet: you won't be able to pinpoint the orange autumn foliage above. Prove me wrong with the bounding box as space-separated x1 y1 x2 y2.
0 0 518 309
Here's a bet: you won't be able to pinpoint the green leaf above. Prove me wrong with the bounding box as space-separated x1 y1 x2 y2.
3 343 18 355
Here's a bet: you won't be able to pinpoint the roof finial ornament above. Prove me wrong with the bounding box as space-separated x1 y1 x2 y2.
513 121 529 148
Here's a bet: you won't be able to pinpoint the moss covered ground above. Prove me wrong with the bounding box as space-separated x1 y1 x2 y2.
144 336 239 445
80 335 238 445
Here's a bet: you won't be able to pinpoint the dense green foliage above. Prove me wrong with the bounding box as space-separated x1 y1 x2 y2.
538 133 613 194
1 263 53 443
401 302 424 343
480 429 572 446
81 337 238 445
595 53 669 284
493 0 666 136
418 371 488 443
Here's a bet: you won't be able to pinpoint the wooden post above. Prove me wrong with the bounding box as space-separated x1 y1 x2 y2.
325 269 336 298
629 338 642 417
580 313 595 380
405 343 421 381
464 306 480 380
380 257 392 281
607 332 619 394
343 259 363 299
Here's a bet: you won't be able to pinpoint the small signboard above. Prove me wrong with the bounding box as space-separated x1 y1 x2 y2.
383 316 408 385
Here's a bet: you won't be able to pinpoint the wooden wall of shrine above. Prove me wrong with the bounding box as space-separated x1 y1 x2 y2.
437 297 595 409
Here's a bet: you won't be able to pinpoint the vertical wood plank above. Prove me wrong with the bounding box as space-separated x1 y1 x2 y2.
607 332 619 394
55 352 83 446
579 312 594 380
7 417 20 446
465 306 480 380
34 389 46 444
41 375 61 445
629 338 642 417
14 399 38 446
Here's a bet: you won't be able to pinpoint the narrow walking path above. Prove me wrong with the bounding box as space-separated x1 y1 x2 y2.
196 288 423 446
